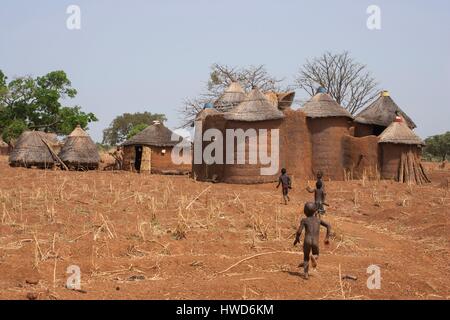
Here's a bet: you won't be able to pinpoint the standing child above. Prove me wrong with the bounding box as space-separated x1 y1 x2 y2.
306 180 327 215
276 168 292 205
293 202 331 280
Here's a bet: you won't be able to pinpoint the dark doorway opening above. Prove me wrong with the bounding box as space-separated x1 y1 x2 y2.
135 146 143 172
373 125 386 136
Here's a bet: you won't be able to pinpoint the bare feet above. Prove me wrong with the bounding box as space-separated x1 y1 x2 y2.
303 273 309 280
298 262 305 268
311 255 318 269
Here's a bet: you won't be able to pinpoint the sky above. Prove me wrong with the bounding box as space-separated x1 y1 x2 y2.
1 0 449 142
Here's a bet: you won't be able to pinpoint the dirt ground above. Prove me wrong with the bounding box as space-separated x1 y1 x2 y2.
0 156 448 300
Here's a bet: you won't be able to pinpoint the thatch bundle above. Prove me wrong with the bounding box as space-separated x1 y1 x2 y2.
0 137 10 155
378 117 429 184
302 92 353 180
59 125 100 170
9 131 59 168
214 82 246 112
354 91 416 137
264 91 296 110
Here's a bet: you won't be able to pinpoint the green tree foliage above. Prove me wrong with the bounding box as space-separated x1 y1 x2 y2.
102 112 166 145
0 70 98 143
424 132 450 161
127 123 149 140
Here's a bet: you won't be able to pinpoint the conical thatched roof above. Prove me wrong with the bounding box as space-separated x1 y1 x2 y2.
122 122 182 147
59 125 100 166
224 88 285 122
9 131 58 166
355 91 416 129
378 117 424 145
214 82 246 112
302 92 353 119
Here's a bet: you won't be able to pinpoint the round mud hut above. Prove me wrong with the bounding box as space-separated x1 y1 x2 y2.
9 131 59 168
122 121 190 174
354 90 416 137
302 88 353 180
214 82 246 112
378 116 429 184
59 125 100 170
222 87 285 184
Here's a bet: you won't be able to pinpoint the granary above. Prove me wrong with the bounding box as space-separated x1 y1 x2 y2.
354 90 416 137
193 87 313 184
378 116 429 184
302 88 354 180
0 137 10 155
122 121 190 174
214 82 246 112
58 125 100 170
9 131 59 168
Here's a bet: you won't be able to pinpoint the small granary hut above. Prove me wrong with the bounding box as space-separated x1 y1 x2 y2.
222 87 285 184
0 137 10 155
59 125 100 170
302 88 353 180
354 90 416 137
9 131 59 168
122 121 190 174
214 82 246 112
378 116 429 184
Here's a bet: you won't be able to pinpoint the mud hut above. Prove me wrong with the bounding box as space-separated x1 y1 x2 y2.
9 131 59 168
214 82 246 112
378 116 429 184
58 125 100 170
354 91 416 137
0 137 10 155
221 87 285 184
122 121 190 174
302 89 353 180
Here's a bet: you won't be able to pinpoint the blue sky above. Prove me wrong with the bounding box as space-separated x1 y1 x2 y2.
1 0 449 142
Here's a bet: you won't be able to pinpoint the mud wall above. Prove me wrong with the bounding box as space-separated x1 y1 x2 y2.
279 109 313 181
342 135 379 179
307 117 352 181
380 144 421 180
354 123 374 137
223 119 283 184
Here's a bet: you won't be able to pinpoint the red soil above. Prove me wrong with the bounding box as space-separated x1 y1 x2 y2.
0 156 448 300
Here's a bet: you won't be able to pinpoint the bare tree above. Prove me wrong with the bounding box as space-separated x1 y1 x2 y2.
295 51 379 115
178 64 284 128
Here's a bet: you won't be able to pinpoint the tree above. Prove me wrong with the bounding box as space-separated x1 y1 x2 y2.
0 70 98 143
295 51 379 115
127 123 149 139
179 64 284 128
102 112 166 145
424 132 450 161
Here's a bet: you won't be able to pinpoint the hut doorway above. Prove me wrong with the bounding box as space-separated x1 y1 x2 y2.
134 146 143 171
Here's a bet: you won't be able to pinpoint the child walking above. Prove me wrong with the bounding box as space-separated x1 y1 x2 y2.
276 168 292 205
293 202 331 279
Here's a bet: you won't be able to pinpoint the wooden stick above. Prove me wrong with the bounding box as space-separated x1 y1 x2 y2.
185 185 212 210
41 138 69 171
217 251 302 275
338 264 345 299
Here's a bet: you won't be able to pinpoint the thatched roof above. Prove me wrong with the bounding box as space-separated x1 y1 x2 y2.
302 92 353 119
224 88 285 122
378 117 424 145
59 125 100 165
355 91 416 129
9 131 58 166
122 122 182 147
195 108 220 122
214 82 246 112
